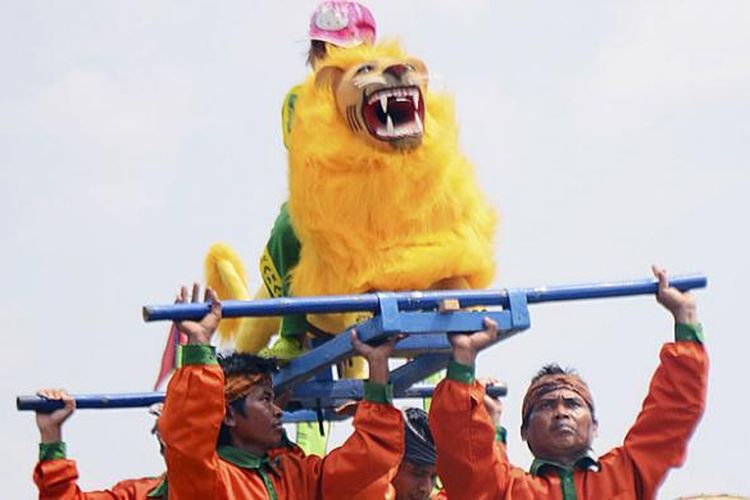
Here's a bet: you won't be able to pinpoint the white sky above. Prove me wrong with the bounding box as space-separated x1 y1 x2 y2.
2 1 749 497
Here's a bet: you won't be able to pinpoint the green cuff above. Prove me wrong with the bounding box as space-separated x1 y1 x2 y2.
280 314 310 338
363 382 393 404
675 323 704 344
181 344 218 366
446 360 475 385
495 425 508 444
39 441 66 461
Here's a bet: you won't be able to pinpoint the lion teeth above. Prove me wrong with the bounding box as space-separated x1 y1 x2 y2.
386 114 395 135
412 93 419 110
380 95 388 114
414 113 423 133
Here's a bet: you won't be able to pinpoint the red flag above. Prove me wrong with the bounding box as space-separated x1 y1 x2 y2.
153 324 187 390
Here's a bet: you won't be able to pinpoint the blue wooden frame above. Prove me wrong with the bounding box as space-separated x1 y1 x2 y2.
17 274 707 422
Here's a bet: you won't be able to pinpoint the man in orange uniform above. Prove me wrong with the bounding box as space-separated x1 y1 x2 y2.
429 266 708 499
32 391 166 499
359 383 507 500
159 284 404 499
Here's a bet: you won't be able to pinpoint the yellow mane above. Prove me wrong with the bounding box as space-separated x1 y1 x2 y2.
287 41 497 305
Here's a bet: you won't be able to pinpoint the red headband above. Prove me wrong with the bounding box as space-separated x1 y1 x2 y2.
224 373 270 403
521 373 594 426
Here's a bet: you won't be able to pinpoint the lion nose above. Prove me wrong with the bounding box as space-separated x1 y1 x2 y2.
384 64 409 79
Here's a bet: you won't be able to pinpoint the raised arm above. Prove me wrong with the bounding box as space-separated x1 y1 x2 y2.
158 284 225 499
429 318 509 499
314 330 406 499
620 266 708 497
32 390 163 499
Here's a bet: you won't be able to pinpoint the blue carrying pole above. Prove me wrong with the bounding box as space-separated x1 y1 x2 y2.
17 273 706 418
142 274 707 322
16 384 507 417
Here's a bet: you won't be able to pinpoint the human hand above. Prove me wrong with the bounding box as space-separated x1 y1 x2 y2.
35 388 75 444
350 330 406 385
173 283 222 345
478 377 503 426
652 265 698 324
448 317 498 366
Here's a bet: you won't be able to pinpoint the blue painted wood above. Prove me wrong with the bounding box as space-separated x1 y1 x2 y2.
143 275 706 322
20 274 707 421
273 309 524 392
390 353 452 395
17 382 505 415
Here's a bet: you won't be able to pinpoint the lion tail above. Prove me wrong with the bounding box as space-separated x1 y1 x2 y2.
205 242 280 352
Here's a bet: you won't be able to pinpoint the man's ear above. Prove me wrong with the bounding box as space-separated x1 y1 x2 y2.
223 405 236 429
520 426 528 442
315 65 344 91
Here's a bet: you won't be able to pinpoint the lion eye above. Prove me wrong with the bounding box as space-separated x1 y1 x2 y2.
356 64 375 75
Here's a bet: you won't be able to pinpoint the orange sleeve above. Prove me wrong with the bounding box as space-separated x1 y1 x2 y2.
429 374 506 500
158 345 225 500
33 459 89 500
33 459 160 499
622 340 708 498
314 397 404 499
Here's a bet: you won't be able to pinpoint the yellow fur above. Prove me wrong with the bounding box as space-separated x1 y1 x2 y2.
285 41 497 334
205 243 280 349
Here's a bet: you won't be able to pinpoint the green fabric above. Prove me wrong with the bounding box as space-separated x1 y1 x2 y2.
39 441 66 461
180 344 217 366
176 344 183 369
421 371 444 412
675 323 704 343
530 454 599 500
529 454 598 477
363 382 394 404
558 469 577 500
495 425 508 445
296 421 330 457
146 476 168 498
446 360 475 385
261 203 308 338
217 446 278 500
284 91 298 147
281 85 300 150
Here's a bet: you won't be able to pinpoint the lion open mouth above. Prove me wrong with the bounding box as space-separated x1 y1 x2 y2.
362 86 425 142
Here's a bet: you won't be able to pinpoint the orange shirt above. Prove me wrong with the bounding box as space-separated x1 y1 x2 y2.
33 458 165 499
159 345 404 499
430 332 708 500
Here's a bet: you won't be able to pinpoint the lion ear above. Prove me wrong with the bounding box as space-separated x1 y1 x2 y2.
407 57 429 87
315 66 344 90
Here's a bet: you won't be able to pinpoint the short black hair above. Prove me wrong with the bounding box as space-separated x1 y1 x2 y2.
307 40 329 67
216 352 278 447
529 363 580 384
218 352 277 378
403 407 437 466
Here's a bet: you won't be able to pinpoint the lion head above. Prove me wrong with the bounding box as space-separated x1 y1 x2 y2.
315 44 428 151
286 41 497 323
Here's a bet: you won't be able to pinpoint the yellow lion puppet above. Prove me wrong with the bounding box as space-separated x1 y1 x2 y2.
206 40 497 362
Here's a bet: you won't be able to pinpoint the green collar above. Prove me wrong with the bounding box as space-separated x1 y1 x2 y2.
217 445 280 500
146 475 168 498
530 453 599 477
217 445 273 470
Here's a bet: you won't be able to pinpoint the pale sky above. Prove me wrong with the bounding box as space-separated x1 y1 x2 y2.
2 1 749 498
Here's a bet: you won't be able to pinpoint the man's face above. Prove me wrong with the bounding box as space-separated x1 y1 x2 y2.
392 460 437 500
521 388 597 463
225 382 284 453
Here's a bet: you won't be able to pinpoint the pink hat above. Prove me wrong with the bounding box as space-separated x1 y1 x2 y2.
309 1 377 48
